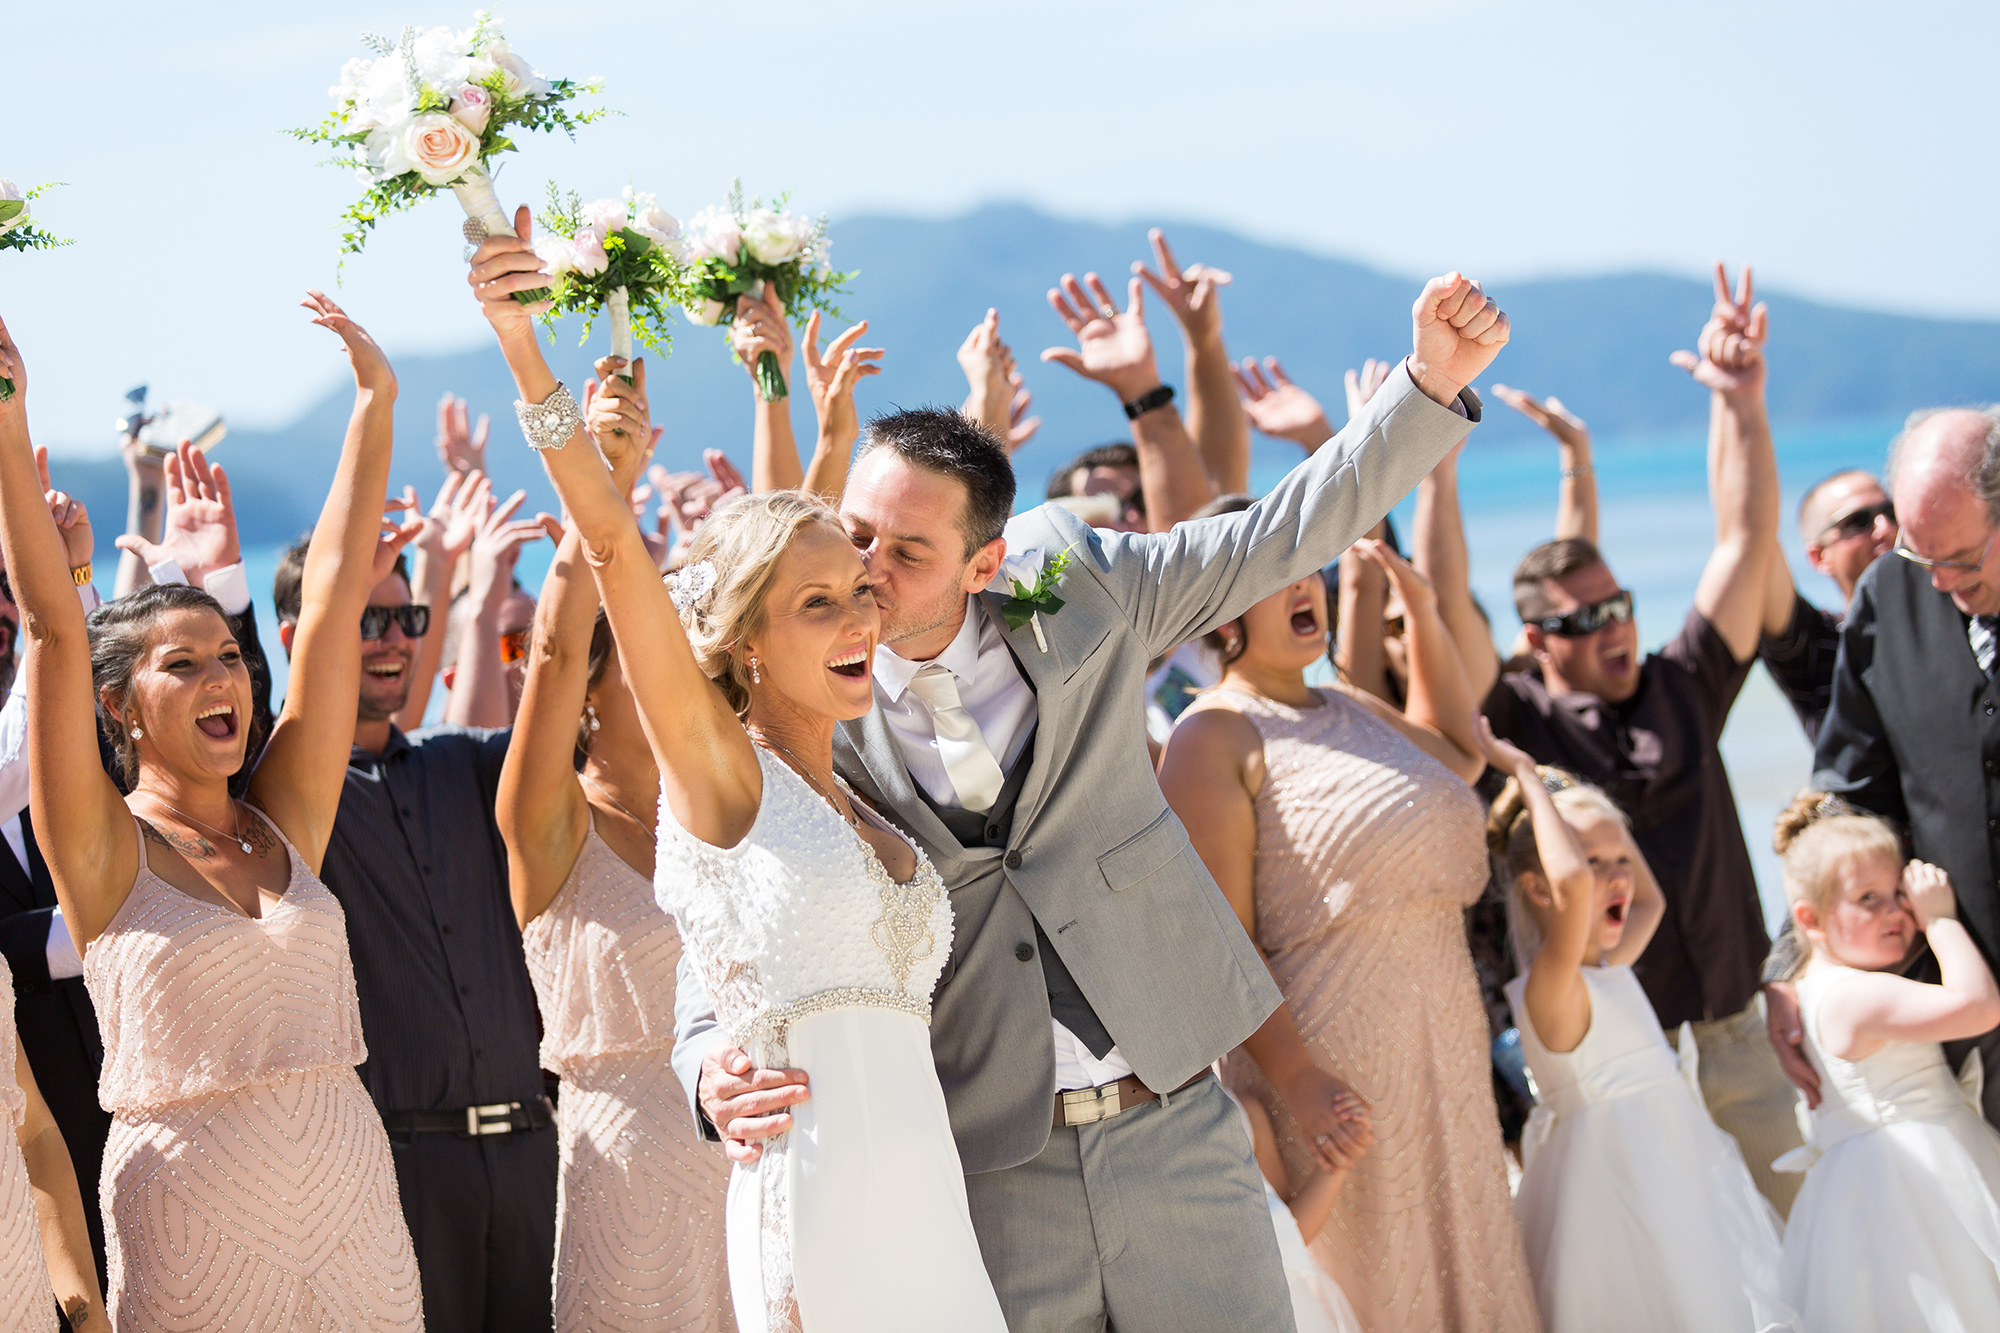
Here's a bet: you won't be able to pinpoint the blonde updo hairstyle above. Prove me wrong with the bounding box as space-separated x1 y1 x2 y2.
1486 766 1631 966
1772 791 1904 961
676 489 849 719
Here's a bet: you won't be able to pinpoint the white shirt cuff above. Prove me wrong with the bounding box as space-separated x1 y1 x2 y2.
45 908 82 982
147 557 188 587
203 563 252 616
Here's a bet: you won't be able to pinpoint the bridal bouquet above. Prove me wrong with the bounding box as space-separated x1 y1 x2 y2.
534 185 690 370
0 180 70 402
680 183 852 401
293 10 606 289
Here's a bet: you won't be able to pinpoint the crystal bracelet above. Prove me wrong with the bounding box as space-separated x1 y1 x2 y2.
515 383 583 452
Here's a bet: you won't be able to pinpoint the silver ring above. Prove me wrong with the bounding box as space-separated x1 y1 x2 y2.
1098 304 1118 320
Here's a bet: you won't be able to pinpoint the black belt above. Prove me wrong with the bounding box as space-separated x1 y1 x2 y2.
380 1096 555 1138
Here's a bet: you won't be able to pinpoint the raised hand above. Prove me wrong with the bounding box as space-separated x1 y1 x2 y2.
730 285 794 383
1133 227 1231 349
1041 271 1160 400
957 308 1016 431
1669 262 1767 400
1475 713 1537 781
583 356 663 490
1005 372 1041 452
704 448 747 501
467 205 555 333
1491 384 1590 450
302 290 397 397
1903 860 1958 932
423 468 489 569
435 393 490 477
1343 358 1392 422
1234 356 1334 449
804 311 884 452
1409 273 1508 407
1353 536 1436 616
112 440 238 583
34 447 91 571
372 493 425 587
467 488 543 605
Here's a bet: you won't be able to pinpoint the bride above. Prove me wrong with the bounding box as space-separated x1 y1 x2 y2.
467 211 1008 1333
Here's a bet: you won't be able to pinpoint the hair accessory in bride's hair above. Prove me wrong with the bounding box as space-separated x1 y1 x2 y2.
664 559 718 614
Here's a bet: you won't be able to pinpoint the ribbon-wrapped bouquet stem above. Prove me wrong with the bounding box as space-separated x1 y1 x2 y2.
0 180 70 402
681 182 853 402
293 10 606 300
535 186 689 374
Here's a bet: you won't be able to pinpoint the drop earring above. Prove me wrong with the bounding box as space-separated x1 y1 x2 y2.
130 724 143 739
585 704 600 733
749 656 762 685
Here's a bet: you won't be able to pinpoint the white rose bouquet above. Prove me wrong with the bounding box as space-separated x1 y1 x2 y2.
292 10 606 297
681 181 852 401
0 180 71 402
534 185 690 371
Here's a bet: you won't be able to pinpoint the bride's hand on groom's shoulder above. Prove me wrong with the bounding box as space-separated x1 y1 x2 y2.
700 1045 811 1163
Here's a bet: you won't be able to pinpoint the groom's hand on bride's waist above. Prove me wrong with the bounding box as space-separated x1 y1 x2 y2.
702 1046 810 1163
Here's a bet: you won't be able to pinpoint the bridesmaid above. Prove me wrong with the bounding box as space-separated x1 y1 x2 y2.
1160 519 1539 1333
499 365 734 1331
0 301 424 1328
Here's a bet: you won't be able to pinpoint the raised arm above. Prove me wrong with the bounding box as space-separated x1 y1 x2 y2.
248 294 411 871
1041 271 1214 530
1413 440 1501 702
734 286 801 493
442 486 541 728
468 209 758 847
396 470 486 730
1490 385 1597 543
1820 862 2000 1051
1351 539 1482 781
1135 228 1248 494
1672 263 1779 662
799 311 881 501
0 320 138 941
112 433 165 599
1234 356 1334 453
1335 523 1392 703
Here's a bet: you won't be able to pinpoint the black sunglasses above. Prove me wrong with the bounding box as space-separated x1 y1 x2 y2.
1817 498 1895 546
360 604 431 641
1535 590 1634 637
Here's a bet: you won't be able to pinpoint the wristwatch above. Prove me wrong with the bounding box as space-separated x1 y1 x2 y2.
1122 384 1175 421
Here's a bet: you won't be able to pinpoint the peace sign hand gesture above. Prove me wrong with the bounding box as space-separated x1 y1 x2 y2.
1670 262 1768 401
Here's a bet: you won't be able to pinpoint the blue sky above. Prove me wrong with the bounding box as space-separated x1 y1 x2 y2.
3 0 1990 450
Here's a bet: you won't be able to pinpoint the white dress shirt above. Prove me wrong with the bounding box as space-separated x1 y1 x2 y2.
873 596 1136 1091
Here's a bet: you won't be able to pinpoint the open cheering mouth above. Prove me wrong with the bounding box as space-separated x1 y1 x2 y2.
195 703 238 740
1289 600 1320 637
826 646 869 680
1603 894 1629 928
363 657 407 680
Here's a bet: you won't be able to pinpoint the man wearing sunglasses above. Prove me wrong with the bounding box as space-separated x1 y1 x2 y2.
1483 271 1807 1214
1794 405 2000 1133
1757 470 1897 742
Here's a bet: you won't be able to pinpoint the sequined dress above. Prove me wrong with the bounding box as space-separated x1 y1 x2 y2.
654 748 1006 1333
1211 686 1539 1333
522 822 735 1331
0 953 55 1329
84 817 423 1331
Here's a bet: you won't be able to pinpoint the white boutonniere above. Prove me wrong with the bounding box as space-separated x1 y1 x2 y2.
988 546 1072 652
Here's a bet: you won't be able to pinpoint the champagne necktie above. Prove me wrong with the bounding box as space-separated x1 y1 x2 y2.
905 662 1007 813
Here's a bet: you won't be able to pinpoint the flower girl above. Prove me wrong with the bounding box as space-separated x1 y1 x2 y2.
1480 720 1795 1333
1772 793 2000 1331
1226 1083 1367 1333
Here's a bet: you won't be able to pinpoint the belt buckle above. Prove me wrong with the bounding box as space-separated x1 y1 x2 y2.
1060 1082 1122 1127
467 1102 519 1136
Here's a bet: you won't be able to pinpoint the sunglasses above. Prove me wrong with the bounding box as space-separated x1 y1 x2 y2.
1893 526 1998 575
499 627 532 665
1817 499 1896 546
1534 590 1634 637
360 604 431 641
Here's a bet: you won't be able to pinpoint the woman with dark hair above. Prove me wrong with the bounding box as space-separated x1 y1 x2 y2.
0 298 424 1328
1159 528 1539 1333
500 365 734 1331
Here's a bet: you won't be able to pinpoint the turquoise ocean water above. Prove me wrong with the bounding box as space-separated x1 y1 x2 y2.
239 412 1905 930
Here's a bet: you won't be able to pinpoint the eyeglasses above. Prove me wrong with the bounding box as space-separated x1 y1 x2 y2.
1534 590 1634 637
1816 499 1896 546
359 604 431 641
1892 526 1998 575
499 627 532 665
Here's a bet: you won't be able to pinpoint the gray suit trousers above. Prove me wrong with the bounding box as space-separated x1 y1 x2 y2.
963 1075 1296 1333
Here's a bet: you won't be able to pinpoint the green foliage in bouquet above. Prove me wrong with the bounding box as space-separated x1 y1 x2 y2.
0 182 70 401
534 184 690 354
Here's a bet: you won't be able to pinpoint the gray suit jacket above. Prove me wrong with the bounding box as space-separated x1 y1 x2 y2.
673 364 1478 1174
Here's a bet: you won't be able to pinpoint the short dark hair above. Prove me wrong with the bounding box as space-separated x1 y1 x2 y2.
856 408 1016 556
1046 443 1142 511
1512 537 1607 623
273 529 408 627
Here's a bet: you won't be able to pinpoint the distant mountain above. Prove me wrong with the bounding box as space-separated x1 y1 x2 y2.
52 204 2000 544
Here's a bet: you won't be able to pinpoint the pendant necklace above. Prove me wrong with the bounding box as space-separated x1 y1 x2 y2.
149 797 254 855
749 731 859 827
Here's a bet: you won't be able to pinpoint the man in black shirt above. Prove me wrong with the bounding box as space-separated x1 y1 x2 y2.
273 531 554 1333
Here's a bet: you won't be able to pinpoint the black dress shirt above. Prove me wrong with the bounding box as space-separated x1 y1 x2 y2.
1758 590 1843 745
319 726 543 1113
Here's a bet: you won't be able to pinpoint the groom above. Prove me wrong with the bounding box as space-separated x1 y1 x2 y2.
675 272 1506 1330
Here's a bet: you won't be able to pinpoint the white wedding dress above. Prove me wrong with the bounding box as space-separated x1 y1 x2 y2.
1507 965 1797 1333
1777 964 2000 1331
655 747 1007 1333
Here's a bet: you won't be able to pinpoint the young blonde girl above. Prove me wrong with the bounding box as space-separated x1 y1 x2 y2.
1224 1082 1367 1333
1480 718 1794 1333
1772 793 2000 1331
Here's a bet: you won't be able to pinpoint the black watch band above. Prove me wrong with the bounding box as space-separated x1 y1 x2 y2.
1122 383 1175 420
